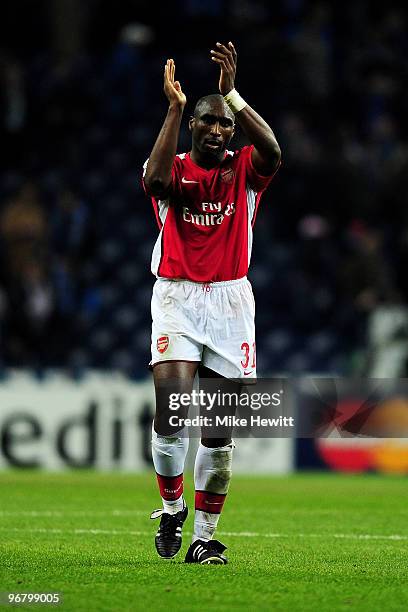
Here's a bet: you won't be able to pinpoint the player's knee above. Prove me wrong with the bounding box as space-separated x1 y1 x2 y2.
201 437 232 448
154 408 188 437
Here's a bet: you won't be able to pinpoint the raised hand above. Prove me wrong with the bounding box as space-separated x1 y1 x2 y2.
164 59 186 108
210 42 237 95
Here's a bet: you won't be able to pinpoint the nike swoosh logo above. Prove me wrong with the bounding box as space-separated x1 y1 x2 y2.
182 177 199 184
244 371 254 376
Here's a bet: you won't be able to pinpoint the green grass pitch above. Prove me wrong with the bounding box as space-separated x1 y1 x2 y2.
0 471 407 611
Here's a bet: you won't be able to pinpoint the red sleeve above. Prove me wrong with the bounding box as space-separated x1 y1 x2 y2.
240 145 280 193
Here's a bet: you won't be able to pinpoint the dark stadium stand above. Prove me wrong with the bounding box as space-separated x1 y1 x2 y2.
1 1 408 378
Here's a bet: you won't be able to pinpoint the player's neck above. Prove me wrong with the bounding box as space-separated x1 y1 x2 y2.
190 148 224 170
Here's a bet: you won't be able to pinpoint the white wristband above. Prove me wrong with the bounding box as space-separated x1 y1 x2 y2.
223 88 247 114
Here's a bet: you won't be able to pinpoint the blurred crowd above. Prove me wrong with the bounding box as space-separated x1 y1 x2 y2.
1 0 408 376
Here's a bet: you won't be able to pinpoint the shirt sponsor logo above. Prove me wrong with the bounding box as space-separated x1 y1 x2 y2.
182 202 236 226
157 336 169 354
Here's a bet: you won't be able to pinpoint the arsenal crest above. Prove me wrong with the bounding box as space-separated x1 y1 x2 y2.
157 335 169 354
221 168 235 184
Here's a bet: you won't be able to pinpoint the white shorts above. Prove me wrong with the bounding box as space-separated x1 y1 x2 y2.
151 277 256 379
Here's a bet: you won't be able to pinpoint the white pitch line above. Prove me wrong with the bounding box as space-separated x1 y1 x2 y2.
0 510 146 517
0 528 149 536
0 527 407 541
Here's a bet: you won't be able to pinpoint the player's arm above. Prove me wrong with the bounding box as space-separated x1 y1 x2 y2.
211 42 281 176
143 59 187 197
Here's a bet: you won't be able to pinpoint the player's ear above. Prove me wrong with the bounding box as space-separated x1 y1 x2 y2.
227 124 235 144
189 116 195 131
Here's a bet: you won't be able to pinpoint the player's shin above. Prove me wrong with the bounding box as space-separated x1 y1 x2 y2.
151 425 189 514
193 441 234 542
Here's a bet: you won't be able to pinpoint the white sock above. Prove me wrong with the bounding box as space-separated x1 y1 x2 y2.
162 496 185 515
151 425 189 515
193 442 234 542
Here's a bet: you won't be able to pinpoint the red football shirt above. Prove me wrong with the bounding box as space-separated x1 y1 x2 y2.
143 145 278 282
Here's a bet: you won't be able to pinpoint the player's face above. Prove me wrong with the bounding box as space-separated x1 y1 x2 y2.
189 100 235 160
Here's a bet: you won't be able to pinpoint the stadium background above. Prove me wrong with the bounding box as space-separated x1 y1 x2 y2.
1 3 408 611
1 0 408 471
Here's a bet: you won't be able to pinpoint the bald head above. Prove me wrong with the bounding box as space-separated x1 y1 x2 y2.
193 94 235 122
